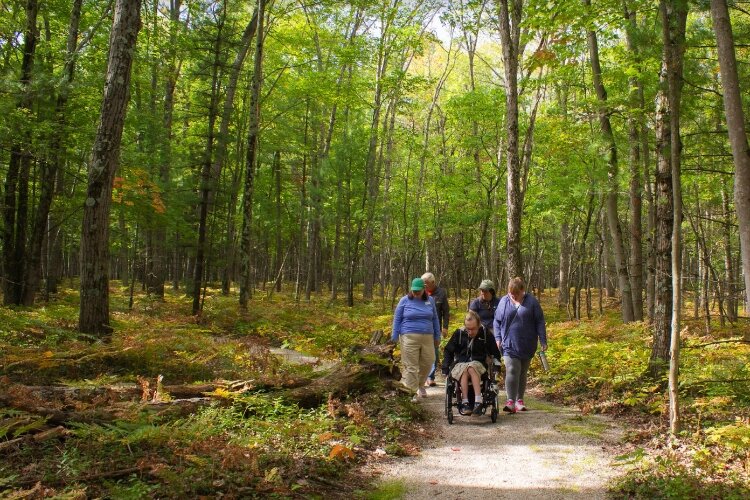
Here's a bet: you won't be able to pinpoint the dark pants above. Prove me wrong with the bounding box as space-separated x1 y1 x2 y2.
427 344 440 381
503 355 531 401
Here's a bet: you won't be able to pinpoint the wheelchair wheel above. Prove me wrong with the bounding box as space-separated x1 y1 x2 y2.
445 384 454 424
490 394 499 423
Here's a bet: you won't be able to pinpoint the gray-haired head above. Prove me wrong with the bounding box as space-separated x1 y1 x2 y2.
421 272 436 284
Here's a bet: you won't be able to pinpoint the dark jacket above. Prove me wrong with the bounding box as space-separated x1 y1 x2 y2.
469 296 500 331
442 325 501 373
492 293 547 360
428 285 450 330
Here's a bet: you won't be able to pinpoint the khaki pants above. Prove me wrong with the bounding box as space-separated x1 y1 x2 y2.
400 334 436 392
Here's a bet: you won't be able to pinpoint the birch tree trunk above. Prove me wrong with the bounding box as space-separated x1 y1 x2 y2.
79 0 142 335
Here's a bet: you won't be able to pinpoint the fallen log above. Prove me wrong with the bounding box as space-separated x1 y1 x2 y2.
0 426 69 453
284 343 399 408
0 377 262 406
15 466 153 488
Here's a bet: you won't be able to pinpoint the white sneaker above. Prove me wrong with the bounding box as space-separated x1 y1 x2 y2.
411 394 418 403
418 387 427 397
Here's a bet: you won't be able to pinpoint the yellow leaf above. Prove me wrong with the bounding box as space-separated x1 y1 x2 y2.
264 466 280 483
210 388 232 398
328 444 354 460
43 351 54 358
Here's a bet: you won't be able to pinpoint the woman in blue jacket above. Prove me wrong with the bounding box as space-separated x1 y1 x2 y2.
392 278 442 402
493 277 547 413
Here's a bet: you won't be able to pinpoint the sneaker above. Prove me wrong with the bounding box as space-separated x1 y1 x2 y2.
515 399 527 412
426 379 437 387
472 402 483 416
411 394 418 403
418 387 427 397
458 401 470 415
503 399 516 413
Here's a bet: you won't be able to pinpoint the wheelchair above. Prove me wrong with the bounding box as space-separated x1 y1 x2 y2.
444 357 501 424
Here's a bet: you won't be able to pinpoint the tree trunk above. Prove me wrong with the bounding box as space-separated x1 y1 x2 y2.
497 0 523 279
361 25 389 301
663 0 687 435
721 181 737 321
2 0 39 306
272 150 282 293
192 8 225 315
148 0 182 298
239 0 266 309
710 0 750 336
558 222 571 308
79 0 142 335
22 0 83 306
624 3 644 321
585 0 634 322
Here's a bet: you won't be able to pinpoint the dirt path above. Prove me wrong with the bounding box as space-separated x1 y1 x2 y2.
374 383 624 499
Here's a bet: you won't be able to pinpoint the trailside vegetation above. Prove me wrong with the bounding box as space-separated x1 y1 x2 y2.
1 0 750 496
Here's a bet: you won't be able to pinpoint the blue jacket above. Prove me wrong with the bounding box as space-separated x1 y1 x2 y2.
391 294 441 342
469 296 500 331
492 293 547 360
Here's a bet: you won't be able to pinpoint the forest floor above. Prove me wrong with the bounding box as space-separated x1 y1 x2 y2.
370 384 625 499
0 285 749 498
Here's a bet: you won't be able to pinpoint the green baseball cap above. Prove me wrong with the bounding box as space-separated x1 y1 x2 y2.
410 278 425 291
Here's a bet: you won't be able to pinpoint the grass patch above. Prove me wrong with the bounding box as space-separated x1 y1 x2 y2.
363 479 407 500
554 415 609 440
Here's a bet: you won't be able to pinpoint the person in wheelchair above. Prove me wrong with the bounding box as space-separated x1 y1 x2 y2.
442 310 501 416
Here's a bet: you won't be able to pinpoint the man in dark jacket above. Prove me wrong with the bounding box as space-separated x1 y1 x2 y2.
493 277 547 413
423 272 449 387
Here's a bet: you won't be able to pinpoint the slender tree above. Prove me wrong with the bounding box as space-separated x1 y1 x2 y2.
584 0 634 322
665 0 687 435
496 0 524 279
239 0 267 308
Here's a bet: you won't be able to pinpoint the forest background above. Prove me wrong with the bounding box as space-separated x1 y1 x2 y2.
1 0 749 497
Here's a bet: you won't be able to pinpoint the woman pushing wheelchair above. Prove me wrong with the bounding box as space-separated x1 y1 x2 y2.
442 309 501 416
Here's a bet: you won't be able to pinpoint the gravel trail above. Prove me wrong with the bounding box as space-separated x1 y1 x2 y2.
374 383 624 499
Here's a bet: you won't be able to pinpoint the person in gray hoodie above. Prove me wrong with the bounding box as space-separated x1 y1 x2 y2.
493 277 547 413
